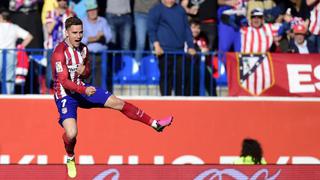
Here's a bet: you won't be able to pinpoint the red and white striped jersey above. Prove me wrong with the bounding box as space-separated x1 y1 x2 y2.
51 41 90 99
309 2 320 35
240 23 280 53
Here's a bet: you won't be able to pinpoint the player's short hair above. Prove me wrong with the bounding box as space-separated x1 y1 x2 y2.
65 16 83 30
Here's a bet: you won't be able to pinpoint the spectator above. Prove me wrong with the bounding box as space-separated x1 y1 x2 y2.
181 0 218 51
41 0 57 53
44 0 74 93
275 9 309 52
105 0 132 51
307 0 320 53
82 0 113 89
44 0 74 49
9 0 43 48
265 0 310 21
286 0 310 20
289 24 317 53
41 0 57 26
133 0 158 65
234 138 267 165
0 8 33 94
185 19 216 96
148 0 196 96
190 19 209 53
217 0 245 53
240 8 280 53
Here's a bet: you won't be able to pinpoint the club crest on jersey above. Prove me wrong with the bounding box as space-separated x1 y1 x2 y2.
237 53 275 96
56 62 63 73
62 107 68 114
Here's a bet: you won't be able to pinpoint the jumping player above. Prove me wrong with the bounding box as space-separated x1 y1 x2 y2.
51 16 173 178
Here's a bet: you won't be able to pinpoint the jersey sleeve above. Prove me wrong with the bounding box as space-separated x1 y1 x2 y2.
51 48 86 94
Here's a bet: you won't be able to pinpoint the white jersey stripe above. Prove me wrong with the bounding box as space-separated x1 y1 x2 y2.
77 51 83 64
248 72 255 95
76 51 83 85
246 28 252 53
68 47 77 83
248 59 255 94
259 28 267 52
265 24 273 51
241 29 245 52
64 51 69 65
252 28 259 52
256 62 263 94
68 47 77 65
263 57 271 88
309 7 320 35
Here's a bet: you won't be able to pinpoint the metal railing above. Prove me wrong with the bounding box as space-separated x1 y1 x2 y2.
0 49 228 96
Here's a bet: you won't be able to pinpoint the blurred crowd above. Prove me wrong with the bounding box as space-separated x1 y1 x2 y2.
0 0 319 95
0 0 318 53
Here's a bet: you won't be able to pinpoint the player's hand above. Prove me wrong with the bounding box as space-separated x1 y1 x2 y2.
187 48 196 56
153 42 164 56
85 86 96 96
77 64 85 75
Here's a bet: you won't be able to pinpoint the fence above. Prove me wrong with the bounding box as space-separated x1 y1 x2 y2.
0 49 228 96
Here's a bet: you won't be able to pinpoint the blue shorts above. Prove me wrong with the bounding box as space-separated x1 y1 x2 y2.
55 86 112 126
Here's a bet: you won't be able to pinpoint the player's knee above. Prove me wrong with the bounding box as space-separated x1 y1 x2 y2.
66 129 78 140
105 96 125 110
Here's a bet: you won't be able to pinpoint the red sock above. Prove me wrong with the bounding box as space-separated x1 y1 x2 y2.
121 102 153 125
62 133 77 157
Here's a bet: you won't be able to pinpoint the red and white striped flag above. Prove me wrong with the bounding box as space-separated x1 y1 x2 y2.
309 3 320 35
237 53 275 95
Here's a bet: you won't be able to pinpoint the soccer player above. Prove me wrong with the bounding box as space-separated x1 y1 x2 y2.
51 16 173 178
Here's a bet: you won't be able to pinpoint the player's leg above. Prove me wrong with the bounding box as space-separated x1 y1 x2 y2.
62 118 77 178
55 96 78 178
80 86 173 132
104 94 173 132
62 118 78 158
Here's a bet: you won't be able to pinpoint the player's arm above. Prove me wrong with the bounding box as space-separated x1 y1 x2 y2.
52 51 87 94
